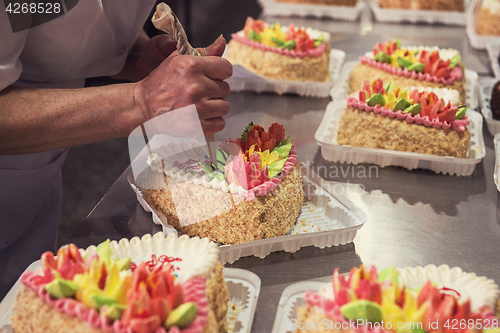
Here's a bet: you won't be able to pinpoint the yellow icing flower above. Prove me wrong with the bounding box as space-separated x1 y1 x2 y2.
260 23 287 47
390 48 418 68
258 150 280 171
74 260 131 309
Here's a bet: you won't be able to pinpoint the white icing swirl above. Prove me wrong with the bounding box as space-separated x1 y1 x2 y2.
82 232 219 284
482 0 500 15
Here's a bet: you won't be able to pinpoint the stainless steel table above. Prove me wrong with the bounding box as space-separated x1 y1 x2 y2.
68 9 500 333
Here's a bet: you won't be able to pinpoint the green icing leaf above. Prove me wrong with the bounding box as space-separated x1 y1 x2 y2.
314 35 324 47
247 30 260 42
450 54 461 68
272 143 292 160
378 267 399 286
277 136 291 148
395 39 402 48
268 159 287 179
92 295 118 309
282 40 295 50
216 147 229 168
102 304 126 321
45 279 77 299
454 106 467 120
241 122 254 143
199 161 226 182
96 239 112 266
271 37 285 48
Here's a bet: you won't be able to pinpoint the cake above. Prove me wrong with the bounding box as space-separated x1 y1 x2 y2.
491 81 500 120
11 232 229 333
294 265 500 333
275 0 358 6
226 17 331 82
349 40 467 105
378 0 464 11
476 0 500 36
337 79 471 158
142 122 304 245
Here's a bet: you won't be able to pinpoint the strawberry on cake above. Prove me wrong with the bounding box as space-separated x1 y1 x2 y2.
226 18 331 82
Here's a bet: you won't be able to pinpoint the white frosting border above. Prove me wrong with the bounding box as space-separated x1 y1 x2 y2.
82 232 219 284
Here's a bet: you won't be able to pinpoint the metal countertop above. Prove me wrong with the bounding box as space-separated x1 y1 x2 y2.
68 10 500 333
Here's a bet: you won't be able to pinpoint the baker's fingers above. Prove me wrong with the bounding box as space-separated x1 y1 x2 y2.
197 35 226 57
142 35 178 67
200 117 226 135
196 98 230 121
200 57 233 80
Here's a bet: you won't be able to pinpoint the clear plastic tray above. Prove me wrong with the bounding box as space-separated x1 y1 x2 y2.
494 133 500 192
486 42 500 79
258 0 366 20
0 262 260 333
369 0 469 25
315 100 486 176
129 163 368 264
479 77 500 135
466 0 500 50
271 281 324 333
330 60 479 110
226 49 346 97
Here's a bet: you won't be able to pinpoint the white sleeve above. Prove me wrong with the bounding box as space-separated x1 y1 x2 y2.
0 3 29 92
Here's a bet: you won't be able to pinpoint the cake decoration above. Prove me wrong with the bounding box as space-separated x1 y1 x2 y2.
337 79 471 158
226 18 331 82
298 265 500 333
143 122 304 245
232 18 327 57
361 40 463 83
349 41 467 105
11 232 228 333
348 79 469 131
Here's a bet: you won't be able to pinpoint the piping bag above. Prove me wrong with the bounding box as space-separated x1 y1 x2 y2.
152 3 217 167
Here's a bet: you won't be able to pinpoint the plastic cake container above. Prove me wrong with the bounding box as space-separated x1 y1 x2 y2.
258 0 366 20
129 159 368 264
479 78 500 135
330 60 479 111
466 0 500 50
0 261 261 333
226 49 346 97
271 281 325 333
369 0 470 25
486 42 500 79
315 100 485 176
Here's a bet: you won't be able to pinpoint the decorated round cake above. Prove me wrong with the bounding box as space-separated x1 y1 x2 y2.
226 18 331 82
296 265 500 333
10 232 229 333
143 122 304 245
349 40 466 105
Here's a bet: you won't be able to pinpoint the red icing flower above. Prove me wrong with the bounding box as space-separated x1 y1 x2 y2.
332 266 381 307
41 244 86 283
373 40 399 56
419 50 453 79
243 17 264 36
121 262 182 333
409 89 457 122
286 24 315 52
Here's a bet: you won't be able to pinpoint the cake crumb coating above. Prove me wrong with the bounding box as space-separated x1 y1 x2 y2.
226 39 330 82
144 163 304 245
336 106 470 158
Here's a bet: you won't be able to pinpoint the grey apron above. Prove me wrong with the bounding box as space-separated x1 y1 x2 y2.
0 148 68 299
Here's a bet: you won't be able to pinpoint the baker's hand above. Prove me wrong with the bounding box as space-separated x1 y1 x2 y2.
134 36 232 135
